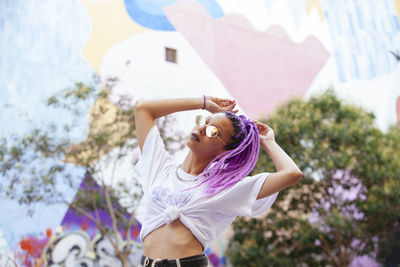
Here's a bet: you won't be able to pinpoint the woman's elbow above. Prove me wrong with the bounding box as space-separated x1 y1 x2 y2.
135 100 145 111
135 100 151 115
291 170 302 184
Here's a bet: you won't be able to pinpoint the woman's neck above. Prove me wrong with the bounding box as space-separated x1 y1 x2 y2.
181 151 212 176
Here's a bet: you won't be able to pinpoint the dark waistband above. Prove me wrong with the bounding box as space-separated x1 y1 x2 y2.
140 253 208 267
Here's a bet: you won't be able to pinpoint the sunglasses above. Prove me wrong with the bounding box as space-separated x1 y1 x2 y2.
195 115 227 145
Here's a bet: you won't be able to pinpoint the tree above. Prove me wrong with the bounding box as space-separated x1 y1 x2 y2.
0 75 185 266
360 125 400 266
227 89 399 266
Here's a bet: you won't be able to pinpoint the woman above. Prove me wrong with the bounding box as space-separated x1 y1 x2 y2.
134 96 302 267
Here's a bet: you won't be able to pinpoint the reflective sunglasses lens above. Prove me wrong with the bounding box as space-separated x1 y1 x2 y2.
195 115 206 126
206 126 218 138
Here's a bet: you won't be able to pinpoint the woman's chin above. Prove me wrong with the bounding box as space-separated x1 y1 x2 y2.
186 138 195 149
186 138 201 151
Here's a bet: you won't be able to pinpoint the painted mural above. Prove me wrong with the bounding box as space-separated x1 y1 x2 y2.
0 1 93 266
1 0 399 266
164 0 330 118
322 0 399 82
124 0 224 31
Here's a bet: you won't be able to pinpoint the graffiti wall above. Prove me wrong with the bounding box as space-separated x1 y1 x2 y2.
0 0 399 266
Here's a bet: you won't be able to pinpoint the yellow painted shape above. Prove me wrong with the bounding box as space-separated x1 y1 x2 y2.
306 0 324 21
80 0 148 72
395 0 400 20
64 93 136 165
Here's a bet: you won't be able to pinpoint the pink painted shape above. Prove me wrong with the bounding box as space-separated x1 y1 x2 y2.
164 0 330 118
397 96 400 126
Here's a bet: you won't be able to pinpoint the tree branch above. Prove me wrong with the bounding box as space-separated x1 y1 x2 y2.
102 180 120 246
91 189 101 227
68 201 107 235
320 235 341 267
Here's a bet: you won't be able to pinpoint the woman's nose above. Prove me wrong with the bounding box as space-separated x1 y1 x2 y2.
198 125 206 135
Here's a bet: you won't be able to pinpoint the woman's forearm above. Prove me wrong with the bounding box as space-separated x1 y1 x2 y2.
135 97 205 150
261 140 301 174
135 96 236 151
256 140 302 199
135 97 204 120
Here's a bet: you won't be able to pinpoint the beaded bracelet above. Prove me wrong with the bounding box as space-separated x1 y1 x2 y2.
202 95 206 110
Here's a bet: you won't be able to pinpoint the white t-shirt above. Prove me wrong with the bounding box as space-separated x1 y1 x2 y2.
135 125 279 250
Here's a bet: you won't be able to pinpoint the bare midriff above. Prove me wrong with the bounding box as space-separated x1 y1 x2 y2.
143 218 203 260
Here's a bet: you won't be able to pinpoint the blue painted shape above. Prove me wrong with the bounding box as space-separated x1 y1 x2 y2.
352 54 360 79
0 0 94 137
0 223 15 249
124 0 224 31
322 0 400 81
334 12 342 35
0 0 94 248
394 16 400 31
355 4 363 29
371 19 377 31
368 57 375 78
335 52 346 82
348 14 355 35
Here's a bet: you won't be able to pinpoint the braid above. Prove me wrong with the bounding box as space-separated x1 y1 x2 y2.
224 111 245 150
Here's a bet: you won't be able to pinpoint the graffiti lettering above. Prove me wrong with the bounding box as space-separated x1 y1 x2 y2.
45 231 143 267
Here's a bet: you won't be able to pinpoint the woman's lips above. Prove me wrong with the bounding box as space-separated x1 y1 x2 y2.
191 133 200 141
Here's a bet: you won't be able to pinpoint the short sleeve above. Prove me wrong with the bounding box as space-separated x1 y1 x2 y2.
214 173 279 217
134 125 174 193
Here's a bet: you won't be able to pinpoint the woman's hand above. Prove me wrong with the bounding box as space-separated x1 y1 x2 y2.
253 121 275 143
205 96 238 114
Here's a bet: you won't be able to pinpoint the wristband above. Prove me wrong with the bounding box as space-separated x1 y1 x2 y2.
202 95 206 110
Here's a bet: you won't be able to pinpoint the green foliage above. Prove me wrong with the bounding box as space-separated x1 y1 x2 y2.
361 125 400 265
229 216 327 267
227 89 400 266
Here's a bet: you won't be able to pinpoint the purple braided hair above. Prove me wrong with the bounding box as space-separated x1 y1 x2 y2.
185 111 260 195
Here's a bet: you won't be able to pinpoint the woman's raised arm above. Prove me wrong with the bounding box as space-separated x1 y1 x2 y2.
134 97 237 151
253 122 303 199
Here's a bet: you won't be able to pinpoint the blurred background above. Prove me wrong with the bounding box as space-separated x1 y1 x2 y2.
0 0 399 266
